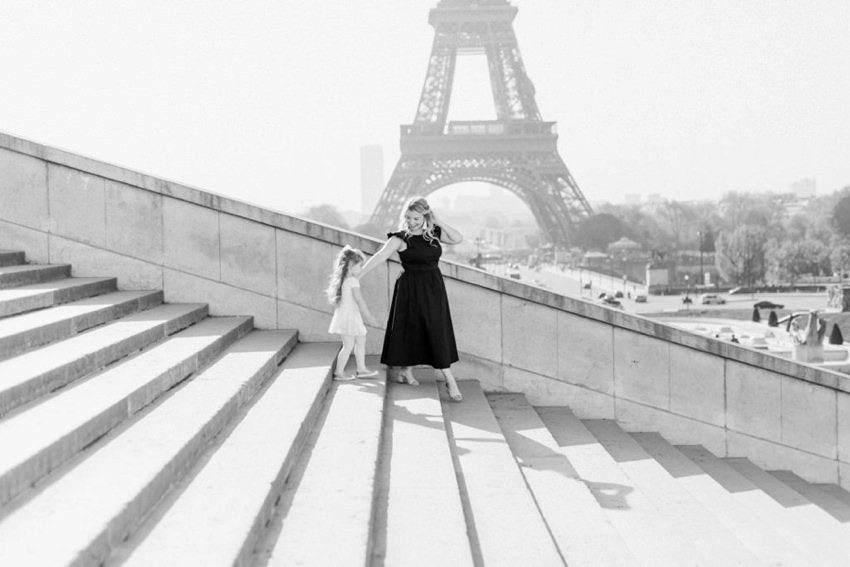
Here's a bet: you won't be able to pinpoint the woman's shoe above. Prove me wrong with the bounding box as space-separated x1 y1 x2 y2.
356 369 378 378
444 383 463 402
334 372 356 381
396 372 419 386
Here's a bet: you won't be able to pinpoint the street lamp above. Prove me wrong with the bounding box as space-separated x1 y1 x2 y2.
698 230 704 289
474 237 484 268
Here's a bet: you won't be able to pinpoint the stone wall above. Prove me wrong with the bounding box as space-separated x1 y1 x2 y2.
2 131 849 488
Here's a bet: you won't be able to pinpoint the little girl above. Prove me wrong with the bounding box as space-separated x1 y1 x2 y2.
326 245 379 381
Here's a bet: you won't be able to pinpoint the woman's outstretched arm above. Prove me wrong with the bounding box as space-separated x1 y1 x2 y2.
359 236 403 279
432 212 463 245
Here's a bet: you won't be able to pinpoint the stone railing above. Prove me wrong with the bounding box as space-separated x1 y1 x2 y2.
1 130 848 488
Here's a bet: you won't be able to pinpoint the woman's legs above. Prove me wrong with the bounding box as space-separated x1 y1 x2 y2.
334 336 356 380
438 367 462 401
395 366 419 386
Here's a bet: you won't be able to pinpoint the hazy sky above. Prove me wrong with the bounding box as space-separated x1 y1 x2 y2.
2 0 849 216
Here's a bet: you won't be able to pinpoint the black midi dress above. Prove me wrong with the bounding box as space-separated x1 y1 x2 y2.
381 227 459 369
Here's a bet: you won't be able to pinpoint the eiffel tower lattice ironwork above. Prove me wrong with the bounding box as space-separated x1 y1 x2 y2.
369 0 593 245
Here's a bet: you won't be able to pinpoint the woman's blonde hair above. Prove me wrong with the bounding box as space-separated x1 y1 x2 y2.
397 196 439 247
326 245 365 306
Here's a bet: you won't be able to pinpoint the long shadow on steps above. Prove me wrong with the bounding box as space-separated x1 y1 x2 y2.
490 400 637 511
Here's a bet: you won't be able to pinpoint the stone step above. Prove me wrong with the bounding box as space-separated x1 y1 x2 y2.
442 381 563 566
122 341 332 567
0 316 252 508
773 470 850 524
489 395 637 567
372 372 473 567
0 276 117 318
632 433 810 566
0 263 70 289
677 446 850 566
536 407 700 566
815 482 850 510
725 458 850 560
265 357 387 567
0 330 295 566
583 420 760 566
0 250 25 267
0 302 208 418
0 290 163 360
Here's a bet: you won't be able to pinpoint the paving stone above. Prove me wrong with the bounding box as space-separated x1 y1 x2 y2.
0 302 207 417
537 407 700 566
443 382 563 567
0 277 116 318
583 420 759 566
379 375 473 567
0 263 70 289
633 433 808 566
490 394 637 567
266 356 387 567
124 341 335 567
0 316 252 508
0 330 294 566
0 250 25 267
0 290 163 359
678 446 850 566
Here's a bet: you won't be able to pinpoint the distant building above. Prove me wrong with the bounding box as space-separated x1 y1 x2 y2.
360 145 384 214
789 177 816 199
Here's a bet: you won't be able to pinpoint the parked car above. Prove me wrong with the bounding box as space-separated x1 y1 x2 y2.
754 300 784 309
600 295 622 308
700 293 726 305
634 294 647 303
614 290 624 298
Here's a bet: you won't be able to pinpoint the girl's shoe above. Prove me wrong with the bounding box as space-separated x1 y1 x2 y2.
356 369 378 378
334 372 356 381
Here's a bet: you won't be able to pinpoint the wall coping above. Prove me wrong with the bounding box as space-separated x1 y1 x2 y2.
3 129 849 394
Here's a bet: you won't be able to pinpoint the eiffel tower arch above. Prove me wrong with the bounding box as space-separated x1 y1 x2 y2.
370 0 593 246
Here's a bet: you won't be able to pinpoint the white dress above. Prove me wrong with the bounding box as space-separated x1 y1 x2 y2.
328 276 367 336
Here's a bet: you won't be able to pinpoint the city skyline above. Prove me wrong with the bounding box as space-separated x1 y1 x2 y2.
1 1 849 217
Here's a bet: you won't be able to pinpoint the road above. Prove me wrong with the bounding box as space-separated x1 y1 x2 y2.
483 263 830 316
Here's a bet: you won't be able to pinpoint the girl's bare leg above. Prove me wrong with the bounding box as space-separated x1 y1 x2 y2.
334 336 356 380
353 335 368 371
353 335 378 376
439 367 462 401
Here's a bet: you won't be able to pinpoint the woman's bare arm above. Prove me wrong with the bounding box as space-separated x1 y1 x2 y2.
359 236 403 278
432 213 463 244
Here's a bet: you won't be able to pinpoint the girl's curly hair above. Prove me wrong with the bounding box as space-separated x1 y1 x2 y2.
326 245 365 306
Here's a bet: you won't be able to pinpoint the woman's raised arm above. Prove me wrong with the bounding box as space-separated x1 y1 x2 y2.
432 213 463 245
359 236 403 279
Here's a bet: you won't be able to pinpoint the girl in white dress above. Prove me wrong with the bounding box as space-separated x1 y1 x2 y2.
326 246 378 381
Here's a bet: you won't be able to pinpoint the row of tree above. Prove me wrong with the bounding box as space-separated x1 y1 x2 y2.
578 187 850 286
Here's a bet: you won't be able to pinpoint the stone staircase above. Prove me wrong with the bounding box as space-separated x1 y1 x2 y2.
2 249 850 566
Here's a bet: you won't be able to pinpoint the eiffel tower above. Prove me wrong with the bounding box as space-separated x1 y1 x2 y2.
370 0 593 246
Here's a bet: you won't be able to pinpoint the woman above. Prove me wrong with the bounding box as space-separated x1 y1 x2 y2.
359 196 464 401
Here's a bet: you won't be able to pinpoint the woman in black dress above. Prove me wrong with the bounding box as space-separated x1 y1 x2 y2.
359 196 464 401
